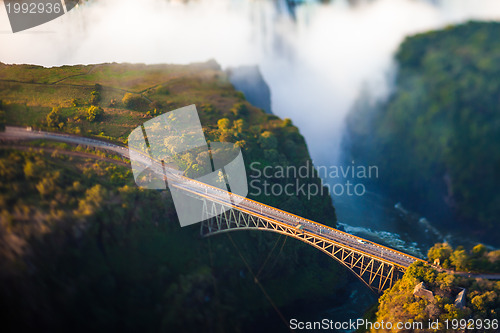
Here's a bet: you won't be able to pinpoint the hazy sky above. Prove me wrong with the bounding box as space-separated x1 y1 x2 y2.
1 0 500 164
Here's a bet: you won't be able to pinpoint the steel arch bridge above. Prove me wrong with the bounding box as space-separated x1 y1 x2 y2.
200 199 412 294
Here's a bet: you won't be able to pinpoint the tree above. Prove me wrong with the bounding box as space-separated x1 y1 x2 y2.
35 171 60 198
435 272 454 289
122 93 146 110
89 84 102 106
471 291 497 312
201 103 215 114
146 109 160 117
234 140 246 150
219 131 233 142
282 118 293 127
217 118 231 131
235 91 246 100
487 250 500 263
427 243 453 266
259 131 278 149
149 100 164 111
450 249 469 271
0 110 5 132
23 160 37 179
87 105 104 122
233 119 247 133
46 107 63 128
75 184 107 216
156 85 170 95
283 139 297 160
230 102 248 117
472 244 487 256
90 91 101 105
0 99 3 130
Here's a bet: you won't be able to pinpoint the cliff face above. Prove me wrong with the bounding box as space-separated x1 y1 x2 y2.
227 65 273 114
345 22 500 243
0 61 341 332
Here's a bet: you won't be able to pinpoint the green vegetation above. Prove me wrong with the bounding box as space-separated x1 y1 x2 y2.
370 261 499 332
89 84 102 106
230 102 248 117
0 60 339 331
428 243 500 273
0 99 5 131
0 148 340 332
46 107 64 128
346 21 500 241
122 92 147 110
365 242 500 333
86 105 104 122
0 59 337 222
156 84 170 95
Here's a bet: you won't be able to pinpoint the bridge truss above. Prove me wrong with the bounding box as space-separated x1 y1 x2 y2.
200 199 406 294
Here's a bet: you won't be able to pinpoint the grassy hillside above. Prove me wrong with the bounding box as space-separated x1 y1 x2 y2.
0 61 341 332
0 60 257 140
346 21 500 242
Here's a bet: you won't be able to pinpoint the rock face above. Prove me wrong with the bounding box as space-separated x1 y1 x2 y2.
413 281 434 302
454 288 466 309
413 281 467 309
226 65 272 114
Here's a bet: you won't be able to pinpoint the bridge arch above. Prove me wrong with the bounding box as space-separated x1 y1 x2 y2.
200 199 406 293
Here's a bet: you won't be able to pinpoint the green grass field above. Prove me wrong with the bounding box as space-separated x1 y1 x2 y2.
0 60 265 143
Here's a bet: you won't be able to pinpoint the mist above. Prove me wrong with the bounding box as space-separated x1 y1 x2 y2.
1 0 500 165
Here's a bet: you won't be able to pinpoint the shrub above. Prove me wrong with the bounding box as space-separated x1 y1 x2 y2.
234 119 247 133
156 85 170 95
219 132 233 142
87 105 104 122
146 109 160 117
0 110 5 132
90 91 101 106
122 93 146 110
217 118 231 131
282 118 293 127
201 103 216 114
235 91 246 100
46 107 63 128
149 100 164 111
231 102 248 117
0 100 4 131
259 131 278 150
